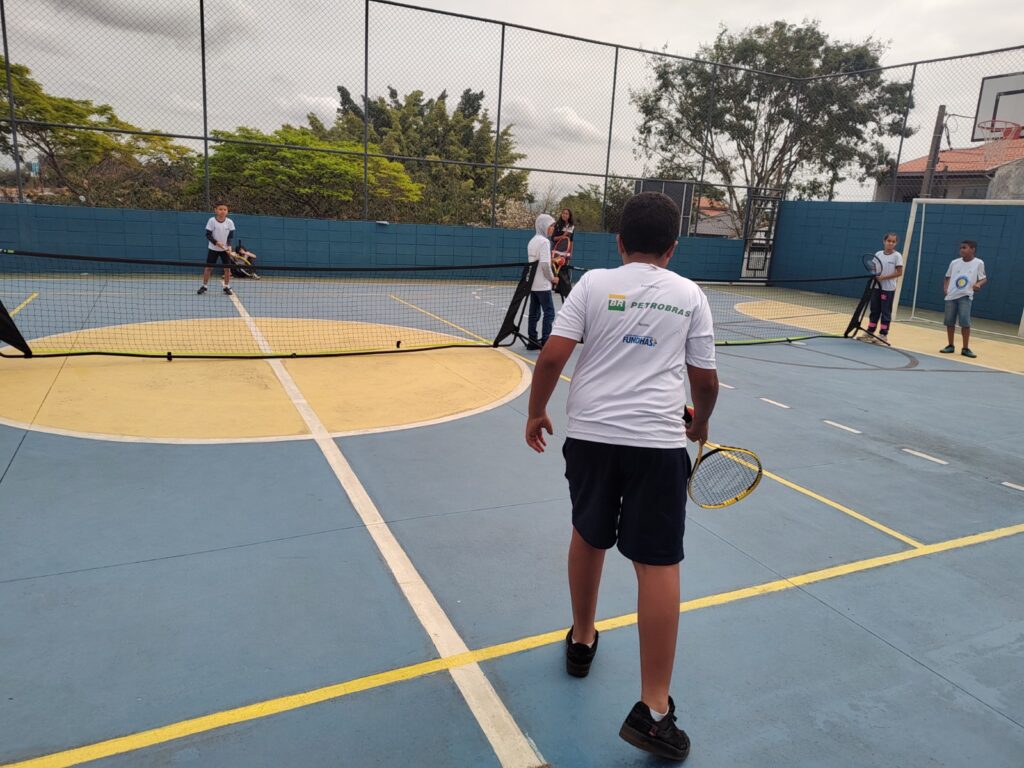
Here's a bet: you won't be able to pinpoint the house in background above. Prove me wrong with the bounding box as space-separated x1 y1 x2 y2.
693 197 741 237
874 139 1024 201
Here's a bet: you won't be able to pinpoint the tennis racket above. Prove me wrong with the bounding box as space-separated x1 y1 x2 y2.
863 253 882 282
552 236 571 274
683 406 763 509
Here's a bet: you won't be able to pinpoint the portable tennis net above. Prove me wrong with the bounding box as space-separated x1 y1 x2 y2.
1 249 870 358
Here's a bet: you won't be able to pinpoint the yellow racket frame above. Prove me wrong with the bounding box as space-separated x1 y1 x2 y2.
688 441 763 509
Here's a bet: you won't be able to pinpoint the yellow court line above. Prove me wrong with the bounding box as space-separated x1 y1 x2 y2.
6 519 1022 768
763 468 924 548
388 294 490 344
10 292 38 316
389 293 572 383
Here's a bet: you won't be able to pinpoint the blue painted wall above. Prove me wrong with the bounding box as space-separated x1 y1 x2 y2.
775 200 1023 324
772 201 910 302
0 202 746 279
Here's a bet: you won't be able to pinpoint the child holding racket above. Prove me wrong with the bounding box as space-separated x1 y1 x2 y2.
524 191 719 762
552 208 575 303
198 201 235 295
860 231 903 343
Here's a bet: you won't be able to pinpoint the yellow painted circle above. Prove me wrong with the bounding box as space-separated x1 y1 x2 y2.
0 320 528 442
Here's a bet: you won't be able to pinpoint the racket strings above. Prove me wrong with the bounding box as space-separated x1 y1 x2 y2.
689 448 761 507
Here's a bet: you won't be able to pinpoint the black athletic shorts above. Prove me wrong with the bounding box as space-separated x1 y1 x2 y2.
563 437 691 565
205 248 231 266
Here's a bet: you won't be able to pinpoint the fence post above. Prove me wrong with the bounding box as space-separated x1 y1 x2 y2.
1 0 25 203
363 0 370 220
490 23 506 228
890 63 916 203
198 0 210 209
600 46 619 232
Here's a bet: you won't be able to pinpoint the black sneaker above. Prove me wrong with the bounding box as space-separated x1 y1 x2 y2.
565 628 599 678
197 285 208 295
223 285 233 295
619 697 690 761
525 340 542 351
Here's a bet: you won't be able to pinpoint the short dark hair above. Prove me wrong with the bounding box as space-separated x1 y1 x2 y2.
213 200 228 208
961 239 977 251
619 192 680 256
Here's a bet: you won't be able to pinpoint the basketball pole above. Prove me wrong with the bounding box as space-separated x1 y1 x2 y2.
919 105 946 198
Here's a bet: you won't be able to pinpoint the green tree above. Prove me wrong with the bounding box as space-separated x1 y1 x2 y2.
0 56 194 208
205 125 421 219
632 21 913 225
557 178 635 233
332 86 529 225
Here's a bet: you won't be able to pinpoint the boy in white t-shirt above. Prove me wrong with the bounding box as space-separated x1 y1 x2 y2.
524 192 719 762
860 231 903 343
198 201 235 295
940 239 988 358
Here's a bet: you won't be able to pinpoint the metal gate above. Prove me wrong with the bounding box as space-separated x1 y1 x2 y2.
741 189 783 279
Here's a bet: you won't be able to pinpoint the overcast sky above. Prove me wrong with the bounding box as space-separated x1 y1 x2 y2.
8 0 1024 201
413 0 1024 66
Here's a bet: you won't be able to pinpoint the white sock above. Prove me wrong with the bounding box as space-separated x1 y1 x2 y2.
649 707 668 722
571 634 594 648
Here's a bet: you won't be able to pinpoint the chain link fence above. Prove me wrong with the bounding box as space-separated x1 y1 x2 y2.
2 1 1022 232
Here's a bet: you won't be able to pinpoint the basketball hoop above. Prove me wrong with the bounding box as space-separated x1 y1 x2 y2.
977 119 1022 169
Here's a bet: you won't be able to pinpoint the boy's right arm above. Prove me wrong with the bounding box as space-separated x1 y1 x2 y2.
686 366 718 444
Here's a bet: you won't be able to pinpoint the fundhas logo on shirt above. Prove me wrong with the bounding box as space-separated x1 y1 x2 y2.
955 276 969 289
622 334 657 347
607 294 626 311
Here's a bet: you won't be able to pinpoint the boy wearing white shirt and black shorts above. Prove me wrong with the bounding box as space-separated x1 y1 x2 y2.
198 201 235 295
940 239 988 358
524 192 719 762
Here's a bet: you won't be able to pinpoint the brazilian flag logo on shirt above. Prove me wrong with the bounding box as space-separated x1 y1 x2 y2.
607 294 626 311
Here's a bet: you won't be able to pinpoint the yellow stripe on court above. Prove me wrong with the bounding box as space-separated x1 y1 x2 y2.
762 468 924 547
10 292 38 316
7 520 1022 768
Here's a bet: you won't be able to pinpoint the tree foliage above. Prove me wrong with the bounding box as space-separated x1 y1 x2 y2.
632 21 913 225
206 126 421 219
330 86 529 225
1 56 528 224
0 56 195 208
557 178 635 233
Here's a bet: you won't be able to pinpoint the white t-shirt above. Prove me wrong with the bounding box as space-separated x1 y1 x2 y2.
944 257 987 300
873 249 903 291
206 217 235 252
527 234 553 291
551 261 716 448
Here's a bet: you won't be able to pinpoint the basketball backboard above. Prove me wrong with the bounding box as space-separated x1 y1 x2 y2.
973 71 1024 141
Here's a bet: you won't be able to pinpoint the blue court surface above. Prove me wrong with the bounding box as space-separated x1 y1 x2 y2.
1 332 1023 767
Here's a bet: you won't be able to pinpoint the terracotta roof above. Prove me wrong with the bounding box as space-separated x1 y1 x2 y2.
898 139 1024 174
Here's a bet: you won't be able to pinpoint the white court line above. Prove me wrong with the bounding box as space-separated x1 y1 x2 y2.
229 295 544 768
720 383 735 390
1002 482 1024 492
760 398 791 409
824 420 862 434
901 448 949 465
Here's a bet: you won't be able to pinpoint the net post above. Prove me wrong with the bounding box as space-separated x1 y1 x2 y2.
0 298 31 356
493 262 536 347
